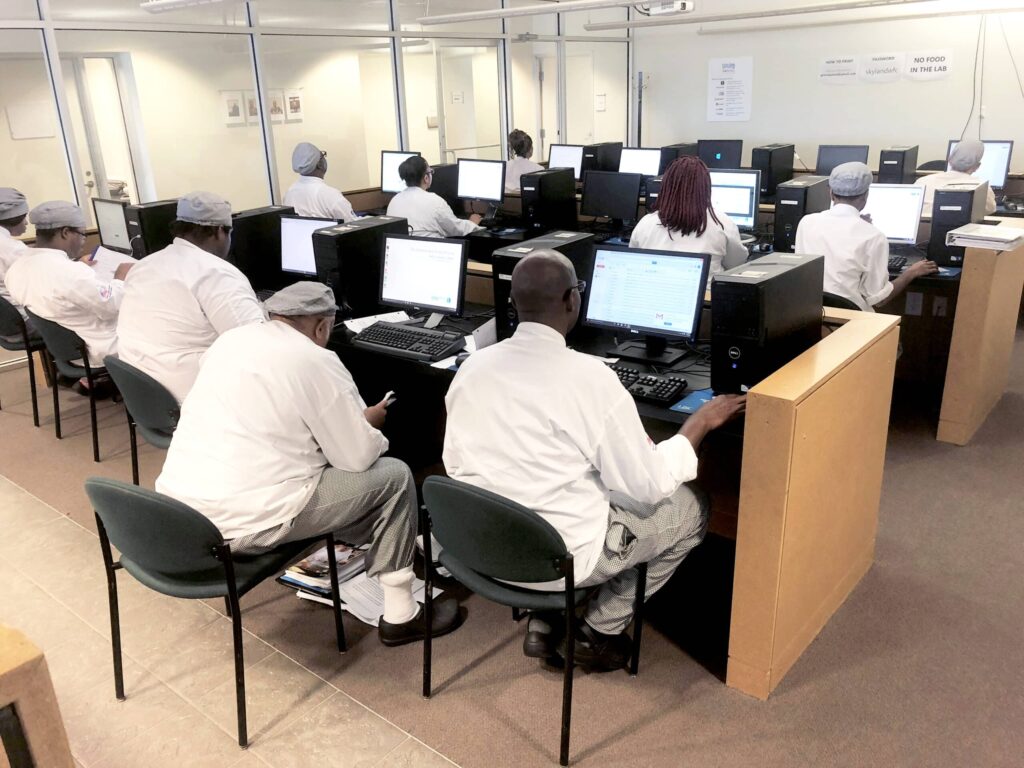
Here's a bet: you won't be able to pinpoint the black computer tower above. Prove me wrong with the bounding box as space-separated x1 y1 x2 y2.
125 199 177 257
711 253 824 394
582 142 623 174
751 143 795 197
927 183 989 266
227 205 294 289
645 177 662 212
312 215 409 318
521 168 577 234
878 146 919 184
429 162 461 216
659 142 699 174
492 231 595 341
773 176 830 253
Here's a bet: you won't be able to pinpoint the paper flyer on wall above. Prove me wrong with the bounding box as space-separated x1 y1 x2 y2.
706 57 753 122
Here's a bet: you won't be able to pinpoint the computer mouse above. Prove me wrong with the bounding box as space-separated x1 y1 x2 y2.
756 242 773 253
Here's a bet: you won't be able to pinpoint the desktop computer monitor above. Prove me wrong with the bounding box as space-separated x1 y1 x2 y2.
946 139 1013 191
698 139 743 169
618 148 662 177
280 215 336 276
380 234 468 317
580 171 642 223
381 150 421 194
228 205 294 289
816 144 869 175
457 158 505 203
709 169 761 231
92 198 131 253
861 184 925 245
584 245 711 364
548 144 585 181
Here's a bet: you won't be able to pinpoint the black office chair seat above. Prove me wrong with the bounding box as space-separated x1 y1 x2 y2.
823 292 862 311
439 551 590 611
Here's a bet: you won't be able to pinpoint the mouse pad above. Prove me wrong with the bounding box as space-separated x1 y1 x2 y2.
670 388 715 413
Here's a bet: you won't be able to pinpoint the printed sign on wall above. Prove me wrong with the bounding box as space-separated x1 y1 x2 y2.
707 57 753 122
858 52 904 83
819 56 859 85
905 50 953 81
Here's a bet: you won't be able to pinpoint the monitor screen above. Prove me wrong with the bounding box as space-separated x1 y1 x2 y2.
580 171 642 221
946 139 1013 190
93 199 131 253
618 148 661 176
709 169 761 230
584 246 710 343
280 216 336 275
457 158 505 203
698 139 743 169
861 184 925 245
816 144 870 175
380 234 467 316
381 150 421 194
548 144 584 180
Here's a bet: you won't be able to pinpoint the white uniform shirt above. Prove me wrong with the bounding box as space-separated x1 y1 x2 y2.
116 237 265 403
443 322 699 583
914 170 997 218
0 226 29 317
387 186 483 238
505 156 544 192
795 203 892 312
156 321 388 540
283 176 357 222
630 208 748 276
5 248 123 363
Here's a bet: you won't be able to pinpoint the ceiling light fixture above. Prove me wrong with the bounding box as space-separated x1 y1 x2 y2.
417 0 638 26
140 0 227 13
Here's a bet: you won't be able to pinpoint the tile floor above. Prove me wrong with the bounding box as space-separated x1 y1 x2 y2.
0 475 459 768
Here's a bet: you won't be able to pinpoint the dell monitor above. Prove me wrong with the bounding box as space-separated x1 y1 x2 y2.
698 139 743 169
457 158 505 203
548 144 585 181
381 150 421 194
861 184 925 246
280 215 336 276
946 139 1013 192
816 144 869 175
709 169 761 231
380 234 468 325
92 198 131 254
618 148 662 177
584 245 711 365
580 171 642 226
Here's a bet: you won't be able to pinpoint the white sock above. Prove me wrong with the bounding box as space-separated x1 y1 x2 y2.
379 566 419 624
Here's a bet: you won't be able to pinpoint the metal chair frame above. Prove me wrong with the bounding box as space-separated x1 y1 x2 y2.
0 297 44 427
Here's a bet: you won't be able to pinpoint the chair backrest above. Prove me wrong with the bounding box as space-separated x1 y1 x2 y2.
24 309 85 364
0 295 26 338
104 356 180 433
917 160 947 172
85 477 225 576
823 292 862 311
422 476 569 583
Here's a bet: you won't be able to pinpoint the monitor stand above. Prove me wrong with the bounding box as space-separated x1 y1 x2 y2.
611 336 684 366
423 312 444 330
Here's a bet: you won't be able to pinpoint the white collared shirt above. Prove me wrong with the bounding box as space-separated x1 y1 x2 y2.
443 322 699 583
5 247 123 364
914 170 997 218
795 203 892 312
156 321 388 540
116 237 265 403
386 186 483 238
283 175 357 222
505 156 544 192
629 208 748 276
0 226 29 317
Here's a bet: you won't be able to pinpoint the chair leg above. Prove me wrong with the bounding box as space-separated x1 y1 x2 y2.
324 534 347 653
630 563 648 677
50 356 61 440
228 592 247 748
96 516 125 701
128 417 140 486
560 558 576 767
86 367 100 462
420 505 433 698
512 607 523 622
224 596 232 618
26 348 40 428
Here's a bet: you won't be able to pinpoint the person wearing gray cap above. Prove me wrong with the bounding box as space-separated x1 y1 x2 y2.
915 139 997 218
283 142 357 222
0 187 31 317
796 162 937 312
116 191 264 403
157 282 465 646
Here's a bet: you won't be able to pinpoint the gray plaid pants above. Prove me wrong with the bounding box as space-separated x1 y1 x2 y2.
578 482 709 635
229 458 417 577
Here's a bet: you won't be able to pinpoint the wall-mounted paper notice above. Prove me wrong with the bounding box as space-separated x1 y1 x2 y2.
858 52 904 83
707 57 752 122
819 56 859 85
6 101 57 140
905 50 952 81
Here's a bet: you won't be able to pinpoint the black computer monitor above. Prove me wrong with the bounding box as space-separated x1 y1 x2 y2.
429 163 461 215
379 234 468 318
548 144 585 181
698 139 743 169
709 169 761 231
92 198 131 254
580 171 642 224
381 150 421 194
280 215 336 276
457 158 505 203
861 184 925 245
816 144 869 175
228 205 293 288
583 245 711 365
618 148 662 177
946 139 1014 191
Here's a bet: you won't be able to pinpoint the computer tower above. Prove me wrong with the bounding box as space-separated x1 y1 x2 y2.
927 182 989 266
878 146 919 184
773 176 830 253
645 176 662 212
429 162 461 216
125 199 177 257
312 215 409 318
582 142 623 174
751 143 795 197
227 205 294 289
659 142 699 174
492 231 595 341
521 168 577 234
711 253 824 394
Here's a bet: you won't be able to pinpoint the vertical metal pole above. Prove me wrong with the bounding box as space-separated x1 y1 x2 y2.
389 0 411 151
245 2 279 205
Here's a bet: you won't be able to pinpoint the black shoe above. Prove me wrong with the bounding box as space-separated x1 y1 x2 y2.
378 600 465 647
560 622 631 672
523 611 563 659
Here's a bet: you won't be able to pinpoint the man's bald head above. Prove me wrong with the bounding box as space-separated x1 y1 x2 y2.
510 250 580 336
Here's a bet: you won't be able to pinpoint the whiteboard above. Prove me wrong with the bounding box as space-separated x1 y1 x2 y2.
6 101 57 140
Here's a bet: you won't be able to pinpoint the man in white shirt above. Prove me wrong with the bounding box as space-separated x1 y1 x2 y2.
0 188 30 318
796 162 936 312
283 142 357 222
387 155 483 238
915 139 997 218
157 282 464 646
443 251 745 671
117 191 265 403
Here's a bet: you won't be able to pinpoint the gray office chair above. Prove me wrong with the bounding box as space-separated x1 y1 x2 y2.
0 296 45 427
823 292 862 311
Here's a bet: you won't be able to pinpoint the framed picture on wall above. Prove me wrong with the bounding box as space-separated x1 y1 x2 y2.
286 89 304 122
221 91 245 126
245 91 259 125
269 90 286 123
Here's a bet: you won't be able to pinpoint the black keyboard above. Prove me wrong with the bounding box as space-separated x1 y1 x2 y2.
256 289 275 302
888 255 908 275
608 364 688 405
352 321 465 362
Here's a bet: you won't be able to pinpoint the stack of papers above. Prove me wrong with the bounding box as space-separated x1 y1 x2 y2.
277 543 367 597
945 223 1024 251
296 572 442 627
342 310 411 334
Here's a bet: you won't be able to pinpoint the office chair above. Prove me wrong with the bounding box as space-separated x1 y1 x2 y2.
0 296 45 427
420 476 647 766
103 357 179 485
823 292 862 311
84 477 348 749
917 160 947 172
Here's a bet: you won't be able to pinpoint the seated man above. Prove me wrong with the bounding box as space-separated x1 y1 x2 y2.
0 187 30 318
386 155 483 238
283 142 358 222
796 162 937 312
157 282 463 645
915 139 997 218
443 250 745 671
117 191 265 403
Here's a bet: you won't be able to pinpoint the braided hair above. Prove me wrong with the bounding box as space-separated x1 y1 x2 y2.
656 156 721 237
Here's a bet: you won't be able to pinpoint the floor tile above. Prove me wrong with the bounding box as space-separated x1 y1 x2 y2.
375 737 459 768
0 564 101 654
91 711 246 768
0 475 61 527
